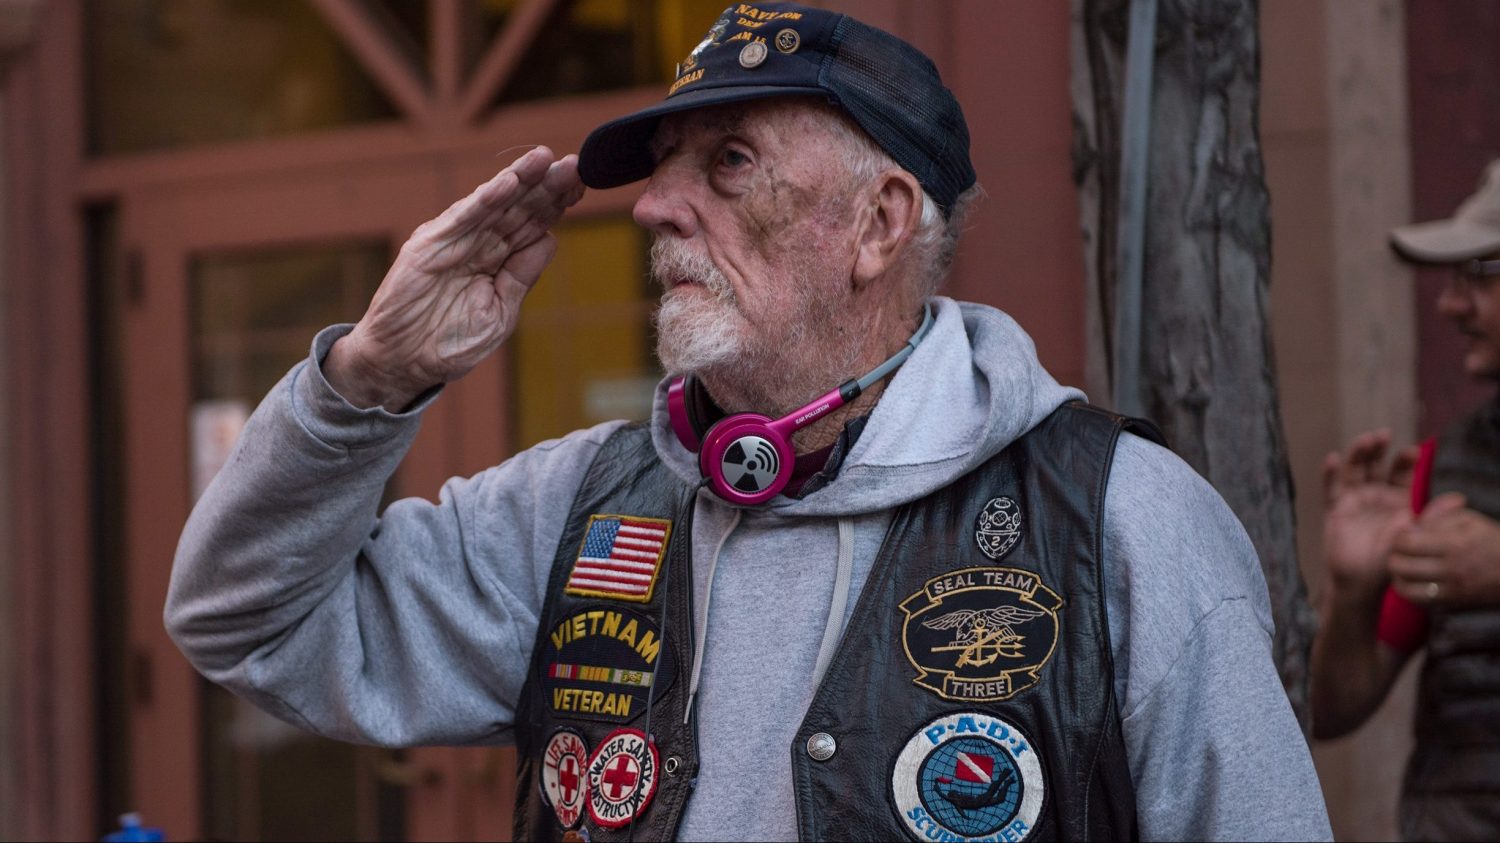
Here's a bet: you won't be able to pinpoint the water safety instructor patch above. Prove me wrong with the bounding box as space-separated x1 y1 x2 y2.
892 712 1043 842
900 567 1062 702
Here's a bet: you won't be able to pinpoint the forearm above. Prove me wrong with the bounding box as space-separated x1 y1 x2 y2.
1309 584 1406 739
166 325 425 675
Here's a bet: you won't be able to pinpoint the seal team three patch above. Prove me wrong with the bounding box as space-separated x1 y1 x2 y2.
975 496 1023 560
585 728 659 829
540 728 589 829
565 514 671 603
901 567 1062 702
893 712 1044 842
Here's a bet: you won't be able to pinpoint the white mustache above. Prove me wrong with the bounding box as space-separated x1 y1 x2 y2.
649 239 733 300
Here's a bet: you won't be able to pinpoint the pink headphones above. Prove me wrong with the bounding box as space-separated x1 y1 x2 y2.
667 303 935 505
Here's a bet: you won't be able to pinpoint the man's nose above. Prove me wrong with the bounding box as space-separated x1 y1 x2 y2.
633 167 697 239
1437 275 1474 319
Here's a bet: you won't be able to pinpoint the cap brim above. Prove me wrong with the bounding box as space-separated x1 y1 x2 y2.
578 84 831 190
1389 218 1500 263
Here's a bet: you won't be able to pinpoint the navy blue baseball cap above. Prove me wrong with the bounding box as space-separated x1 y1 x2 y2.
578 2 976 216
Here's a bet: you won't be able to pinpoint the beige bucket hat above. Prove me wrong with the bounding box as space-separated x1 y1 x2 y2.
1391 159 1500 263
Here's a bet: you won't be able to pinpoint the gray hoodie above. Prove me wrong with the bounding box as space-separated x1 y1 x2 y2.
167 296 1331 841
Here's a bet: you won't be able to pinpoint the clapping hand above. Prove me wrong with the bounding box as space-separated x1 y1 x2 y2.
1389 492 1500 606
1320 430 1418 599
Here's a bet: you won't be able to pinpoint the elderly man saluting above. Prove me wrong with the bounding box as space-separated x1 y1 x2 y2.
167 4 1330 841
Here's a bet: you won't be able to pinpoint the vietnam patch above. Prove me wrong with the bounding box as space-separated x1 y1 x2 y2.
892 712 1044 842
900 567 1062 702
585 728 659 829
565 514 671 603
544 605 676 724
540 728 589 829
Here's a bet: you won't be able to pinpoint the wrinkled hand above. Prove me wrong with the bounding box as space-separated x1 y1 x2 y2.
1389 493 1500 606
1320 430 1418 598
326 147 584 411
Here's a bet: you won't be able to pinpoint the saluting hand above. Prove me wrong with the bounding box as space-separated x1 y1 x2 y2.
326 146 585 411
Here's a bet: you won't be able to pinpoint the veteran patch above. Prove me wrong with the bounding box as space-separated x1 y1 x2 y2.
565 514 671 603
901 567 1062 702
586 728 659 829
892 712 1044 842
544 605 676 724
540 728 589 829
975 496 1023 560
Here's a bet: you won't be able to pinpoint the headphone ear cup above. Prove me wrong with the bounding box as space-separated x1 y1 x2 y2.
699 415 795 505
666 375 725 454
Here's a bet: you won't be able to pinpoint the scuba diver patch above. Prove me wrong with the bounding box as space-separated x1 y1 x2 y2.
900 567 1062 702
892 712 1044 842
975 497 1022 560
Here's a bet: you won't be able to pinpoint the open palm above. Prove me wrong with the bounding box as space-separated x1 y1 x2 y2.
1320 430 1416 595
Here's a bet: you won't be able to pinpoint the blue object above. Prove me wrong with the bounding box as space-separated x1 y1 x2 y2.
102 812 164 842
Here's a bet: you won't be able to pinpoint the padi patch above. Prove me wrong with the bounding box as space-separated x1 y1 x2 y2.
900 567 1062 702
975 497 1023 560
892 712 1044 842
540 728 589 829
565 514 671 603
585 728 659 829
544 605 676 724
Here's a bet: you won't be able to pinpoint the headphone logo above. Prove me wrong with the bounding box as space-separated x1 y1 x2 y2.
721 435 782 494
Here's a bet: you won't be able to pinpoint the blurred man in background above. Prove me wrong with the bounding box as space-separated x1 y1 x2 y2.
1313 159 1500 841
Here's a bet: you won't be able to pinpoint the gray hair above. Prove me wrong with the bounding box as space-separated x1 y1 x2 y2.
819 105 982 299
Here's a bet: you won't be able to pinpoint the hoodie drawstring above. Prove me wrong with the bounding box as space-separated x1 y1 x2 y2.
811 518 856 687
685 506 740 724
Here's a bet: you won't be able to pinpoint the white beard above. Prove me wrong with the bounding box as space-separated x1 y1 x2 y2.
650 239 746 374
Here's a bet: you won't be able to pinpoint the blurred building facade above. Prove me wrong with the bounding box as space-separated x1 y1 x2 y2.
0 1 1494 840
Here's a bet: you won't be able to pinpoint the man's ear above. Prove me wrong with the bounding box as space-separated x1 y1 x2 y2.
852 169 923 289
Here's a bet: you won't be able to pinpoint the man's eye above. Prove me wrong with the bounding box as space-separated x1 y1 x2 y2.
720 148 750 168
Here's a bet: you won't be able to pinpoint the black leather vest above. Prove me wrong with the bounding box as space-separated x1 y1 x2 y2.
1402 398 1500 842
514 403 1154 841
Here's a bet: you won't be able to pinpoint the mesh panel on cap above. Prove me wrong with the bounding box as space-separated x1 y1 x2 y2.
824 17 974 211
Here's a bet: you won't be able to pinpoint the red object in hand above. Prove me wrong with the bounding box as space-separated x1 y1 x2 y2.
1375 437 1439 652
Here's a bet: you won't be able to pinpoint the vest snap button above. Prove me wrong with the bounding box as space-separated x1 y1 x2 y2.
665 755 681 775
807 732 837 761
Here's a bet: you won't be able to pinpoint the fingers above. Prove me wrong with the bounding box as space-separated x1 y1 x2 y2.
1325 429 1391 500
1388 552 1444 582
1389 445 1420 488
434 146 556 239
1390 574 1446 605
1420 491 1468 521
494 232 559 303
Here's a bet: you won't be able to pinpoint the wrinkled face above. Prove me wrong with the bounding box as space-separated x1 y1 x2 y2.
634 100 865 410
1438 254 1500 380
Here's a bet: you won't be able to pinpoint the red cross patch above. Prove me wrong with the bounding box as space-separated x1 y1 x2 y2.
585 728 660 829
541 728 589 829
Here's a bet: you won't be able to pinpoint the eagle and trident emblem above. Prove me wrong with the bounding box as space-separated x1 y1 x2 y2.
921 605 1048 668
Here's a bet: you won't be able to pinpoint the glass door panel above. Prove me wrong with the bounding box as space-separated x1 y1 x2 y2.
510 215 658 449
188 241 404 842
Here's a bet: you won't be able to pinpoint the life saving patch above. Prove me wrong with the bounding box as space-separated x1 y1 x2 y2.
565 514 671 603
900 567 1062 702
540 728 589 829
975 497 1022 560
544 605 676 724
585 728 659 829
892 712 1044 842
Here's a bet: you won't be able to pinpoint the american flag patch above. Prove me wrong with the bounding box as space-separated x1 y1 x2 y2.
564 515 671 603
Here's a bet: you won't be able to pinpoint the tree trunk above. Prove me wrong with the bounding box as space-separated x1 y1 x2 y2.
1070 0 1314 729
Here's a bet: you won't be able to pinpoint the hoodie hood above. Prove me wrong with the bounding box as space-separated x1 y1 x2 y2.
649 296 1085 517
